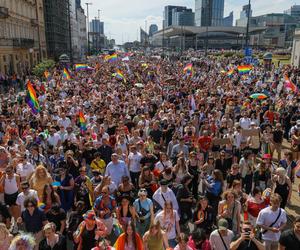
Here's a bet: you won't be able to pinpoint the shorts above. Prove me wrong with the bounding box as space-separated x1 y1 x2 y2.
4 191 18 206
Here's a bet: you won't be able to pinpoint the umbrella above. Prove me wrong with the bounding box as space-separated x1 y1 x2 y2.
134 83 144 88
250 93 268 99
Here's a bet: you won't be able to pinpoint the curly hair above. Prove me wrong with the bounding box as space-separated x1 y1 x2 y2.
9 233 36 250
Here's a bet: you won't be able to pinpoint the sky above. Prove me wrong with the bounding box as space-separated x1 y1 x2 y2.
85 0 297 44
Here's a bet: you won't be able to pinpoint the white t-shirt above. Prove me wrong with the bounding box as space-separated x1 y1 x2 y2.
57 117 71 129
155 209 179 240
47 133 61 147
16 189 39 211
128 152 142 173
209 229 234 250
16 162 35 180
256 206 287 241
155 160 172 172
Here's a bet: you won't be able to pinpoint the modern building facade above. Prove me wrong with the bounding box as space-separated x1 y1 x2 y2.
292 28 300 67
284 5 300 21
236 4 252 27
44 0 70 61
172 8 195 26
149 24 158 36
249 13 299 48
89 18 106 53
223 11 233 27
0 0 47 75
163 5 187 28
195 0 224 26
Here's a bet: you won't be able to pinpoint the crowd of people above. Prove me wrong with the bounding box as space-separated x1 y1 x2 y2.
0 51 300 250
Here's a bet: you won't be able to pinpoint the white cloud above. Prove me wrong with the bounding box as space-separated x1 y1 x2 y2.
84 0 296 44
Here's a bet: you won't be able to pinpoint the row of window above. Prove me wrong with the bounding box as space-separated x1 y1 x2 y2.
0 21 37 40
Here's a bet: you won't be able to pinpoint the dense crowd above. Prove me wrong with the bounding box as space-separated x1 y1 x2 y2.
0 51 300 250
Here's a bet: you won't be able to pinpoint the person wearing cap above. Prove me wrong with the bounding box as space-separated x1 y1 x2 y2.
152 178 179 214
209 218 234 250
74 210 107 250
133 188 154 236
39 222 66 250
105 153 130 187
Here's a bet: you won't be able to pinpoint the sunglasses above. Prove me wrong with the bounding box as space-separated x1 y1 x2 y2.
27 204 34 208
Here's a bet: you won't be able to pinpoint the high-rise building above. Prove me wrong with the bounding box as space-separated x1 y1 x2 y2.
0 0 47 75
90 19 104 34
172 8 195 26
284 5 300 21
236 4 252 27
44 0 70 60
89 19 105 52
195 0 224 26
149 24 158 36
223 11 233 27
163 5 188 27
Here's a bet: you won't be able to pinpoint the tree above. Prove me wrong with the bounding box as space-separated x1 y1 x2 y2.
32 59 56 77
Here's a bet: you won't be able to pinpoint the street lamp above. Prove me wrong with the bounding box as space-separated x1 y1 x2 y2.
85 2 92 55
245 0 251 48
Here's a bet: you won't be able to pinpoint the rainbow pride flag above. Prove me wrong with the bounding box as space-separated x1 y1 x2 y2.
63 68 71 80
79 111 87 134
113 69 126 82
227 69 234 76
75 64 88 71
183 63 193 76
25 81 40 115
237 65 252 74
105 53 117 62
284 75 298 93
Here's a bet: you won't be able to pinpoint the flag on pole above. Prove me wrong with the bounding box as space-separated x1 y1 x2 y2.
25 81 41 115
284 75 298 93
78 111 87 134
63 68 71 80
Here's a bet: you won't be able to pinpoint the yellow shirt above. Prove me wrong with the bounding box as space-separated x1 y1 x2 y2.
90 159 106 174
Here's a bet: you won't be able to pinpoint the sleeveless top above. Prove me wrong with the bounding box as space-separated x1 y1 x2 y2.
81 224 97 250
4 174 18 194
274 181 289 198
147 234 164 250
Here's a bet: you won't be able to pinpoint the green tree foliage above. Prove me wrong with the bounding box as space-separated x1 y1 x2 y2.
32 59 55 77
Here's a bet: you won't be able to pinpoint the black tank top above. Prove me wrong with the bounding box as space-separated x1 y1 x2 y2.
120 206 133 218
81 224 96 250
274 181 289 196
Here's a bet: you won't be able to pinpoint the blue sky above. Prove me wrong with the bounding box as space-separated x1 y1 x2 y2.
86 0 296 44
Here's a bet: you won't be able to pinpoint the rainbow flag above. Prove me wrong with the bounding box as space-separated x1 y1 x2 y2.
284 75 298 93
105 53 118 62
75 64 88 71
79 111 87 134
25 81 40 115
63 68 71 80
227 69 234 76
113 69 126 82
183 63 193 76
237 65 252 74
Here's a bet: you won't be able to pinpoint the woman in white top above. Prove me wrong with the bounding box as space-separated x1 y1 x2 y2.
0 166 20 221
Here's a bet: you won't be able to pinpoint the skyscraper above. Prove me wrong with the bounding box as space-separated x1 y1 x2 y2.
172 8 195 26
284 5 300 21
195 0 224 26
223 11 233 27
149 24 158 36
236 4 252 27
163 5 188 27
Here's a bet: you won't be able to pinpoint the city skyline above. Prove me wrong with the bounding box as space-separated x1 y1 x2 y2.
87 0 297 44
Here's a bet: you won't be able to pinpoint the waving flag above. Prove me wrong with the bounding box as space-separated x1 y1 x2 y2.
284 75 298 93
105 53 117 62
75 64 88 71
63 68 71 80
227 69 234 77
79 111 87 134
25 81 40 115
237 65 252 74
113 69 126 82
183 63 193 76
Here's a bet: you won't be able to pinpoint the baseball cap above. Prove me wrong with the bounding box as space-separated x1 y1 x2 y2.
218 218 229 230
159 179 168 186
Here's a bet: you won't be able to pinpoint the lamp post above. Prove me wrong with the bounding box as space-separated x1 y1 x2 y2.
245 0 251 48
85 2 92 55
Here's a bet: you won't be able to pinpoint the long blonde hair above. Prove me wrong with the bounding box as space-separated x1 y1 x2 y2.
0 223 10 240
163 201 174 222
31 165 51 184
149 220 163 240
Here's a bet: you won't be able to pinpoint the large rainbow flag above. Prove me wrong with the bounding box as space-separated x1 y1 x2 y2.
113 69 126 82
105 53 118 62
183 63 193 76
25 81 40 115
237 65 252 74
